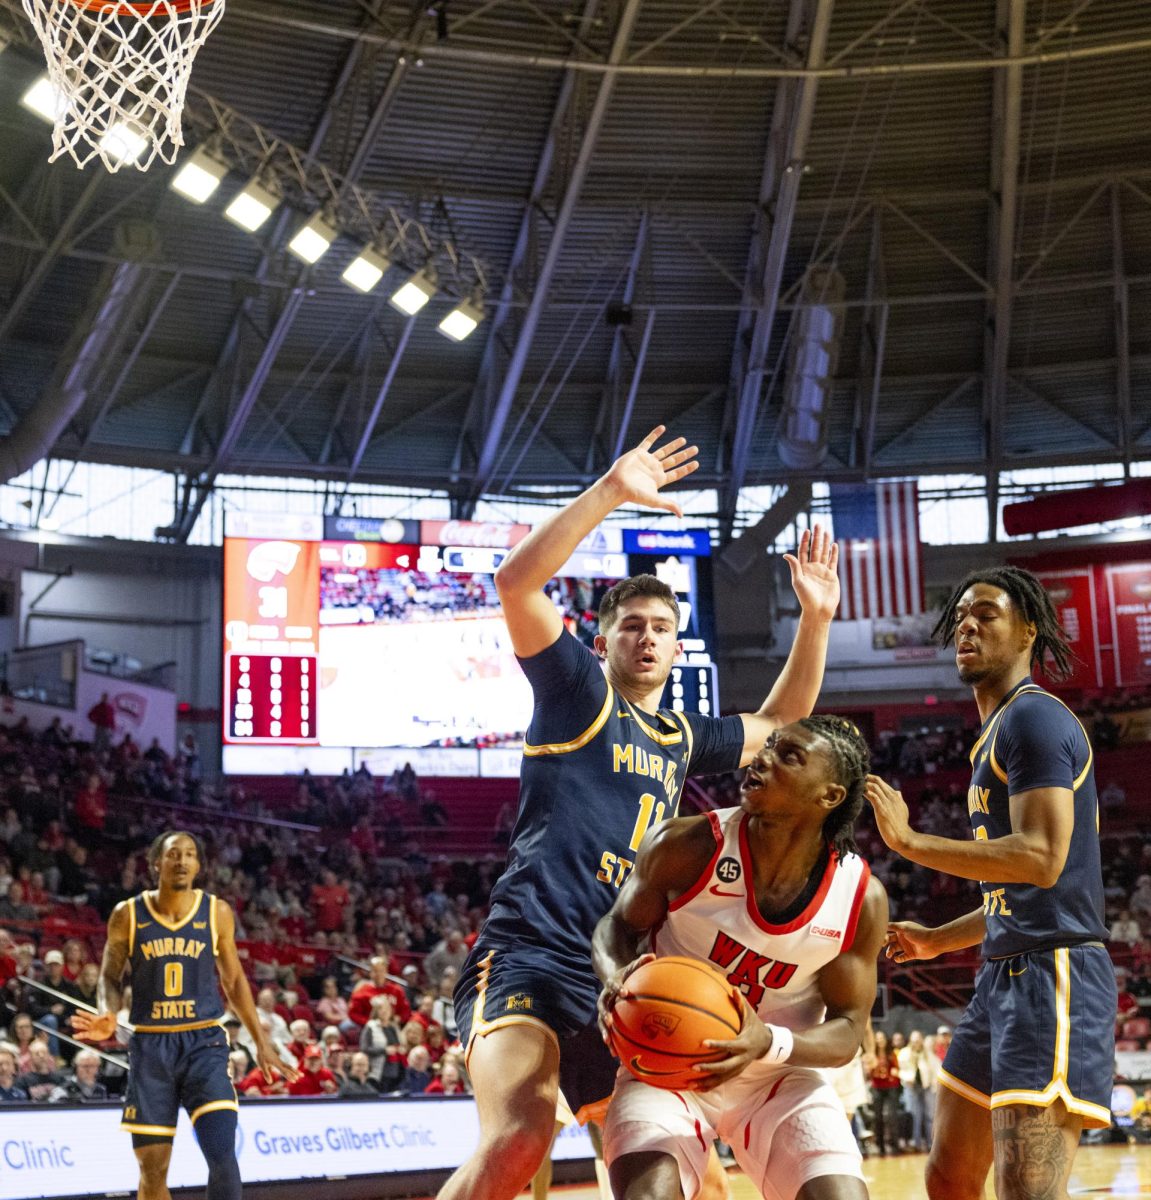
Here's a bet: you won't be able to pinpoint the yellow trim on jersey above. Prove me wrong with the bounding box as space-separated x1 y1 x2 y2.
132 1017 225 1034
989 1087 1112 1129
209 895 220 956
121 1122 177 1137
523 685 614 757
987 947 1110 1129
969 709 1006 765
142 889 203 932
190 1099 239 1124
462 949 560 1067
622 697 684 747
126 898 137 958
672 709 694 764
937 1068 990 1108
987 685 1094 793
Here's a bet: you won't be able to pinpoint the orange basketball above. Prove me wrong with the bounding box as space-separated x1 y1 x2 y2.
607 956 743 1091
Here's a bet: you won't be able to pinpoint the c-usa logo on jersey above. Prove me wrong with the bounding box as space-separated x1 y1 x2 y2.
716 857 741 884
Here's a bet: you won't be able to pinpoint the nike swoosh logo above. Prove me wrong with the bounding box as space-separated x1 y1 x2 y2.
1009 966 1027 977
137 922 152 929
617 712 631 719
709 886 742 898
630 1056 691 1080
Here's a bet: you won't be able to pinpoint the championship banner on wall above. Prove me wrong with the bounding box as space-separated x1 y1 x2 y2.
1033 568 1103 689
1106 563 1151 686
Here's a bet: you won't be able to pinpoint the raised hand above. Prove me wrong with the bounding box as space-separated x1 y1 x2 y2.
602 426 699 517
864 774 913 855
783 525 840 621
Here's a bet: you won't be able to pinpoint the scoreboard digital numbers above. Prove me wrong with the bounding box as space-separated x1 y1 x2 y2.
227 654 315 741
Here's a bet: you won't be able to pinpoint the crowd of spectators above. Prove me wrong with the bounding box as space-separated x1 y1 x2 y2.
319 567 499 625
0 715 501 1105
0 679 1147 1110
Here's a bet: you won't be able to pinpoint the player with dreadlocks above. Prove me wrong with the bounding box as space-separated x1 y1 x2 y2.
866 565 1114 1200
592 716 887 1200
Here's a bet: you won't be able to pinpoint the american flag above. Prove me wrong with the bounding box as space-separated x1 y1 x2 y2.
828 481 923 620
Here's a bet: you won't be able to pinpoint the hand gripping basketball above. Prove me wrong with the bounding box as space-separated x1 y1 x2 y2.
604 956 744 1091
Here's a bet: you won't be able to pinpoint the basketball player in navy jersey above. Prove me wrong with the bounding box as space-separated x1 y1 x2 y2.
75 831 298 1200
865 566 1115 1200
594 716 887 1200
439 426 841 1200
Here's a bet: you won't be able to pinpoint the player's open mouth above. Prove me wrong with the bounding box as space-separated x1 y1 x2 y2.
957 643 977 658
742 769 764 790
637 654 658 668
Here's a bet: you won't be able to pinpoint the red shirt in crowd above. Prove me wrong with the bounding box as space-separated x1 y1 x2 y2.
73 784 107 832
311 882 350 933
238 1068 287 1096
424 1077 465 1095
347 981 410 1026
287 1064 338 1096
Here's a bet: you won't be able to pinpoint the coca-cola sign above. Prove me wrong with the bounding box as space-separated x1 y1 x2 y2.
420 520 531 549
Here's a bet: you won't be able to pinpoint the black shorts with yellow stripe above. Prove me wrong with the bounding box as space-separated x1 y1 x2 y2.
938 942 1116 1129
454 939 618 1123
122 1027 237 1139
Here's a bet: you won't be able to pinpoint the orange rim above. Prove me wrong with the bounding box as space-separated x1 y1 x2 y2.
61 0 214 13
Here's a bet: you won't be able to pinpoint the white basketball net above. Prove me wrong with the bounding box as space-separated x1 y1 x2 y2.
20 0 224 172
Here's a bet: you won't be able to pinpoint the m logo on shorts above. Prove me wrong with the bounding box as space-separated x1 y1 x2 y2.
641 1012 680 1039
506 993 533 1012
716 857 741 884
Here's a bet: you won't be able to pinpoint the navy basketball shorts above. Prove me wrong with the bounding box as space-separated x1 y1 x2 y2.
455 940 619 1123
939 942 1116 1129
122 1027 238 1138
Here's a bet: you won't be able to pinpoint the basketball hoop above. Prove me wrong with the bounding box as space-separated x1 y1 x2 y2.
20 0 224 171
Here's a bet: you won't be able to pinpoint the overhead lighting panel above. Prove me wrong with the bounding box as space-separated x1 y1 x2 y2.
341 246 390 294
389 270 436 316
171 145 229 203
21 75 66 123
438 299 484 342
224 177 280 233
99 121 150 167
288 211 338 264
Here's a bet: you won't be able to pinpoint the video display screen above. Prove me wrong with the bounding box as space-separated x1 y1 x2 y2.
222 515 718 770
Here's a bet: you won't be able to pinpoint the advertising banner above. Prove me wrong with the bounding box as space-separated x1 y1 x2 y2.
1106 563 1151 686
1033 568 1103 689
0 1098 593 1200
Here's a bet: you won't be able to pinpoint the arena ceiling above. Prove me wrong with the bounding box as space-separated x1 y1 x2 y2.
0 0 1149 538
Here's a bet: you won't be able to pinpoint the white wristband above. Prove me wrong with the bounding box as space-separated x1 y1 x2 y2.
762 1023 794 1066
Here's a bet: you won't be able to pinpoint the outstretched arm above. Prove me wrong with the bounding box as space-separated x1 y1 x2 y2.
885 906 986 962
216 901 299 1083
697 877 889 1086
494 426 699 658
735 526 839 766
73 902 131 1042
866 775 1072 888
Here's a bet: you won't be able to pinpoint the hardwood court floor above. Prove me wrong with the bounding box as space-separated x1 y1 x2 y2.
451 1143 1151 1198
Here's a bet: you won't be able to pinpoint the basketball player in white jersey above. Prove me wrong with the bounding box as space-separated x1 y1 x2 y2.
593 717 887 1200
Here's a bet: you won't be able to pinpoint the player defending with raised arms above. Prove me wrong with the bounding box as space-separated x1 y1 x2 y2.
438 427 841 1200
594 717 887 1200
75 831 298 1200
865 566 1115 1200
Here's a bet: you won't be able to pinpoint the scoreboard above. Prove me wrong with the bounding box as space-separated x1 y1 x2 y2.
222 514 720 772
